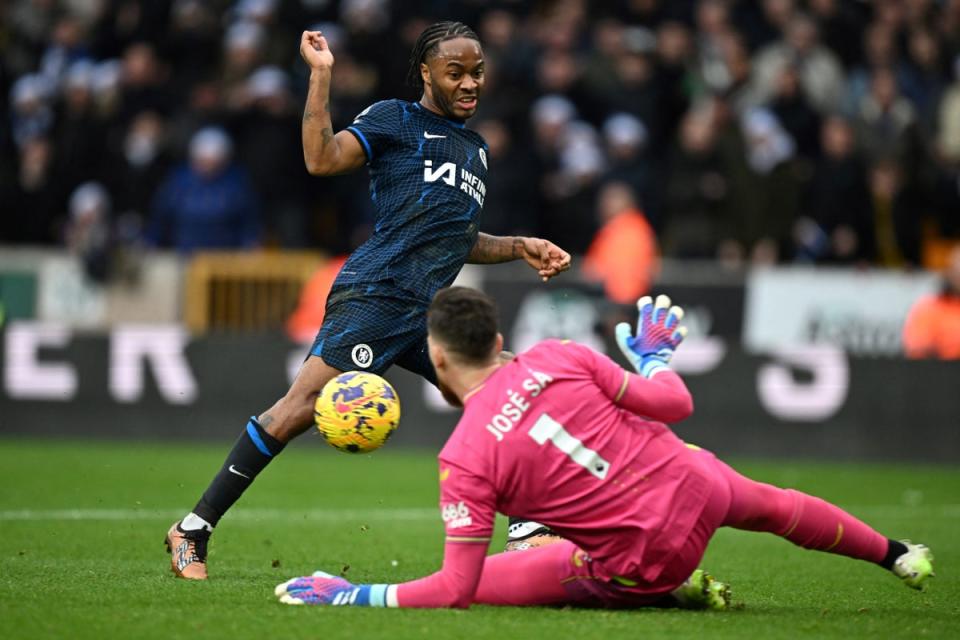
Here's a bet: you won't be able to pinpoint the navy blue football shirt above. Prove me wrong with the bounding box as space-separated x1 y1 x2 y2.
337 99 489 303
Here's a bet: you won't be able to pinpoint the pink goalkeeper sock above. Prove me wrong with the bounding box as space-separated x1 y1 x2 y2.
718 460 888 564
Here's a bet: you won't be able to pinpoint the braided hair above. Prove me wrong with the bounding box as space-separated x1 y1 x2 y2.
406 21 480 91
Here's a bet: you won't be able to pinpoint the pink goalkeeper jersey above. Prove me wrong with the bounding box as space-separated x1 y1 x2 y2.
436 339 711 583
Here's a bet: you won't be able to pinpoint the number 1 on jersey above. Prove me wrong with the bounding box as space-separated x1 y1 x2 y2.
528 413 610 480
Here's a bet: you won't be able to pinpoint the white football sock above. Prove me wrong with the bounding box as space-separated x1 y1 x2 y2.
181 512 213 532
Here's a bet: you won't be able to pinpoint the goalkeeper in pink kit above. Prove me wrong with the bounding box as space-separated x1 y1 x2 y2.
275 287 935 609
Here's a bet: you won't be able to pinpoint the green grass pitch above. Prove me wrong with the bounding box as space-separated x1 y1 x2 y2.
1 438 958 639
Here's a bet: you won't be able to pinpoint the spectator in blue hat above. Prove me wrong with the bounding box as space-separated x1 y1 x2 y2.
145 126 261 253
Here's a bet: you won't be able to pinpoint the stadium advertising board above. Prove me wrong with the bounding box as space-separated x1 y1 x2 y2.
744 268 940 356
1 319 956 463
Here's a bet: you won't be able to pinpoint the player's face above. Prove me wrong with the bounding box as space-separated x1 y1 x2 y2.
437 378 463 408
422 37 485 121
427 335 464 407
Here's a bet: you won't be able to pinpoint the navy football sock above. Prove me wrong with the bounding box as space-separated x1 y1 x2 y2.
880 539 909 570
192 417 285 527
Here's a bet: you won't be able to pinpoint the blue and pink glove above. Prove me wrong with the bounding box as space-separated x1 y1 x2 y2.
615 295 687 379
275 571 396 607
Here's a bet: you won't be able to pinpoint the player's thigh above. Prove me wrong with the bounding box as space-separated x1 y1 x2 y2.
310 293 428 377
260 354 342 442
395 337 437 385
705 455 790 529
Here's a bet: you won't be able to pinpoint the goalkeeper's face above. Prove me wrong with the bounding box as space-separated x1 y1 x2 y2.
427 332 503 409
427 286 503 407
437 379 463 408
428 335 464 408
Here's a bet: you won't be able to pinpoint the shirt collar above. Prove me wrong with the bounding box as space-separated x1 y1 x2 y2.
412 101 466 129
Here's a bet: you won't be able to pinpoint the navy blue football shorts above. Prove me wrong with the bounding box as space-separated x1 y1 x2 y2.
309 286 437 385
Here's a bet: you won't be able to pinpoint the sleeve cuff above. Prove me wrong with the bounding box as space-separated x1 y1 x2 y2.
640 359 669 379
346 126 373 163
445 535 492 544
364 583 399 607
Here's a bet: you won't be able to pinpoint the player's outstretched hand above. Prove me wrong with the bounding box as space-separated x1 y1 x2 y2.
300 30 334 72
518 237 572 282
615 294 687 378
275 571 359 606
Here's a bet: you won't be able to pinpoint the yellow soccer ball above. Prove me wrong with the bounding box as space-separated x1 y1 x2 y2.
314 371 400 453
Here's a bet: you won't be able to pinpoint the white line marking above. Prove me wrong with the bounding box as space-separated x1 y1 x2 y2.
0 505 958 522
0 507 437 522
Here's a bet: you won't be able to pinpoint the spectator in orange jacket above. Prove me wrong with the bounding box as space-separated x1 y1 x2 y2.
286 255 347 343
903 246 960 359
584 182 659 304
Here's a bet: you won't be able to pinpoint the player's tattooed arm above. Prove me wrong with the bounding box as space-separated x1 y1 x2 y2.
467 233 572 282
299 30 366 176
466 233 518 264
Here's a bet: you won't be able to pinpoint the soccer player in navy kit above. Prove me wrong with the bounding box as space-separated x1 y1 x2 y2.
165 22 572 579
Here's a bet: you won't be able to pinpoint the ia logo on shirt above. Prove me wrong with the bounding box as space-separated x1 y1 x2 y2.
423 160 486 206
423 160 456 186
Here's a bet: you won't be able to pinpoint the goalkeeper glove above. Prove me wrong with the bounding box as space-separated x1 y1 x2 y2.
275 571 396 607
615 294 687 378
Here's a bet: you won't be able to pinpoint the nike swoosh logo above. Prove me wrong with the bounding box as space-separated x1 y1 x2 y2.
335 392 381 414
228 465 250 479
424 132 446 139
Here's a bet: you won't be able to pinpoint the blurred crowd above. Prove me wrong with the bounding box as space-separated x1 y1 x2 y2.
3 0 960 286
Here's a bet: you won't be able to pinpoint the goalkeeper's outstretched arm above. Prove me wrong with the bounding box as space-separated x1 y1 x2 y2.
567 294 695 424
274 465 497 608
565 340 694 424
